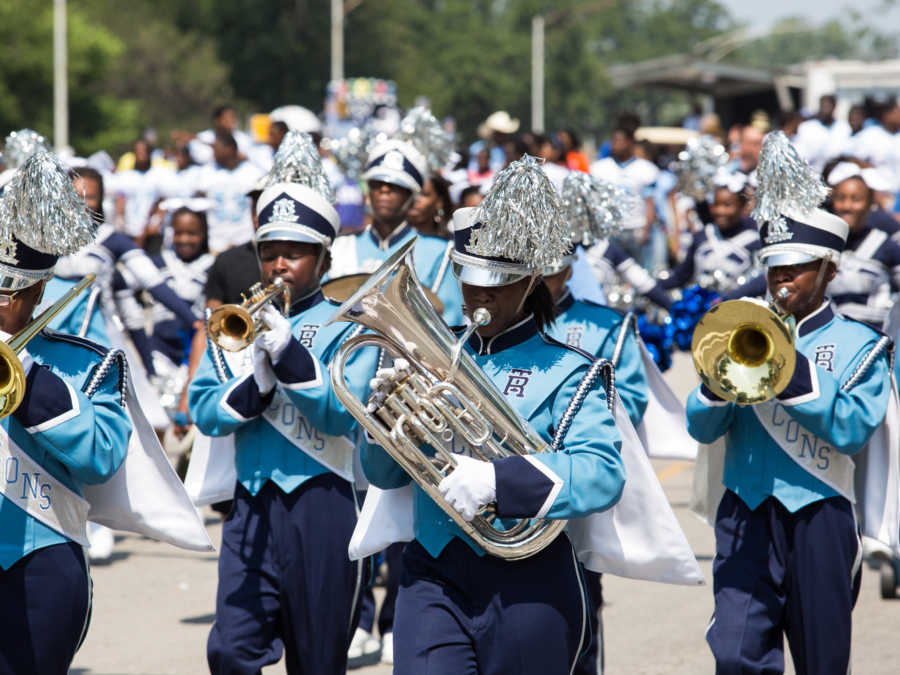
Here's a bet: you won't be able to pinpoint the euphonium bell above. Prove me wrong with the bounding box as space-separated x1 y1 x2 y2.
208 278 291 352
691 289 795 404
0 274 96 418
326 237 566 560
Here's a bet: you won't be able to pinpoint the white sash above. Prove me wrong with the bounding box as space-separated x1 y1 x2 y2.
0 430 91 548
349 393 706 587
636 342 698 461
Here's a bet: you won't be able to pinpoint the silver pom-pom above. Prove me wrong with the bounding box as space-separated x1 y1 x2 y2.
0 152 96 255
265 131 336 204
675 135 730 201
4 129 51 170
752 131 829 241
393 107 453 174
470 155 570 269
561 172 637 243
322 127 372 180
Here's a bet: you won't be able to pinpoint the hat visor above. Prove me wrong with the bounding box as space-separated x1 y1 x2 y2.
452 260 532 287
362 168 419 193
760 251 820 267
254 224 330 248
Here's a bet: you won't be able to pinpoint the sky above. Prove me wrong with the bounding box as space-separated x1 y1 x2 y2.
719 0 899 27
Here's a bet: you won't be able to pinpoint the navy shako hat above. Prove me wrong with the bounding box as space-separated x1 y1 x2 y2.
758 208 849 268
450 207 535 287
362 140 429 193
0 152 96 290
255 184 340 248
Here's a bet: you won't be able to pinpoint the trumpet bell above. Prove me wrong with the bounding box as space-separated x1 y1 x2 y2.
0 341 26 417
691 299 796 404
208 305 255 352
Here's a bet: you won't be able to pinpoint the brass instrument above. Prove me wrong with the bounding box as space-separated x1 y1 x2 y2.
208 278 291 352
691 289 794 404
0 274 96 418
327 238 566 560
323 273 444 314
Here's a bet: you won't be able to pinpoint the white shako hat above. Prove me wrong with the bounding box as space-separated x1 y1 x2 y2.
362 139 429 193
255 131 340 248
450 155 570 287
543 171 632 276
752 131 848 268
0 151 97 291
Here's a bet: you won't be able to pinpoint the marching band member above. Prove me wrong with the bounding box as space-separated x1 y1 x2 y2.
582 234 673 310
687 133 896 675
361 156 627 674
328 137 464 325
0 153 132 674
659 173 760 293
188 133 379 674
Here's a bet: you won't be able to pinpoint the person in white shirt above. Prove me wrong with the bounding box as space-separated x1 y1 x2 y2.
187 105 255 166
795 95 852 172
109 138 169 241
589 114 659 260
194 132 264 252
849 98 900 194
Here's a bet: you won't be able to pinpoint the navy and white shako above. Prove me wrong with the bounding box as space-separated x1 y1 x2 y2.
451 207 536 287
362 140 429 193
255 183 340 248
758 208 849 268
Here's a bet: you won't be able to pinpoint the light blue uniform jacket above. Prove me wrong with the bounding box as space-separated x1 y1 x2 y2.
329 224 464 327
0 330 132 569
686 302 891 512
188 291 378 497
45 276 109 345
548 292 648 428
361 315 626 559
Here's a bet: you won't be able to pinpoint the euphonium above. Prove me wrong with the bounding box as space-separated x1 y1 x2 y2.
326 238 566 560
0 274 96 418
208 278 291 352
691 288 795 404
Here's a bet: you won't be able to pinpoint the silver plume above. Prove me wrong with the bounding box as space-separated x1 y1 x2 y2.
675 135 730 201
752 131 829 235
393 107 453 174
0 151 96 255
4 129 51 170
469 155 570 269
561 172 635 243
265 131 336 204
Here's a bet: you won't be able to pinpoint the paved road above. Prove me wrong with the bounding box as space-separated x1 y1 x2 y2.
70 354 900 674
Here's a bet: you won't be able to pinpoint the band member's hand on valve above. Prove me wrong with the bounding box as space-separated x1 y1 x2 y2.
438 455 497 522
254 305 294 363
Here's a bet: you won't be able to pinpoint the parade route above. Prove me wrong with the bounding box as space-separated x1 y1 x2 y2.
70 354 900 674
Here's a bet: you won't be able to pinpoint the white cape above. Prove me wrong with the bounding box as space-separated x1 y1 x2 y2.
690 377 900 557
184 432 238 507
349 393 706 587
635 343 698 461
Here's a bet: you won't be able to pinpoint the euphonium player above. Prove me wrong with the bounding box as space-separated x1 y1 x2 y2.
361 156 626 674
188 133 379 674
687 132 895 675
0 153 132 674
543 172 650 675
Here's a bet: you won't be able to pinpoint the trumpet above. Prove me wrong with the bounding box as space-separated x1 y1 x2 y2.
0 274 96 418
326 238 566 560
207 278 291 352
691 288 795 404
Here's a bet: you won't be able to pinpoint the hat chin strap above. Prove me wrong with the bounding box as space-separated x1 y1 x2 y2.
513 273 540 320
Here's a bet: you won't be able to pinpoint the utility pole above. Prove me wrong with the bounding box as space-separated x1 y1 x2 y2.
54 0 68 151
331 0 344 82
532 15 545 134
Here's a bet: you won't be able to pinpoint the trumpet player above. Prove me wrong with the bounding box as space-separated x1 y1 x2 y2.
361 157 627 675
0 153 132 674
687 133 895 675
188 169 379 674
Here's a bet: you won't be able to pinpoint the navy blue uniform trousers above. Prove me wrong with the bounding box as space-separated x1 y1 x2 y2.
208 475 363 675
574 569 603 675
708 490 861 675
358 541 403 636
393 535 588 675
0 542 91 675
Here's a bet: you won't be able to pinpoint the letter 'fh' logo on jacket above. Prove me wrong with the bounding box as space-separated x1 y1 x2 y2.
814 344 835 373
298 324 321 348
565 326 583 349
503 368 533 398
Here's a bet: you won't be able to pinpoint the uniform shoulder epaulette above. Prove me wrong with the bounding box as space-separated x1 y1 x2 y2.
39 328 108 357
539 333 596 363
835 312 893 344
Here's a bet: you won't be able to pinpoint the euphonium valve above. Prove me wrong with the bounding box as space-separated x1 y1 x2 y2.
326 238 567 560
691 288 795 404
208 278 291 352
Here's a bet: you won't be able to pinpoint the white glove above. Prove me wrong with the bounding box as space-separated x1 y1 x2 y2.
253 352 277 395
255 305 294 364
437 454 497 522
19 347 33 377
